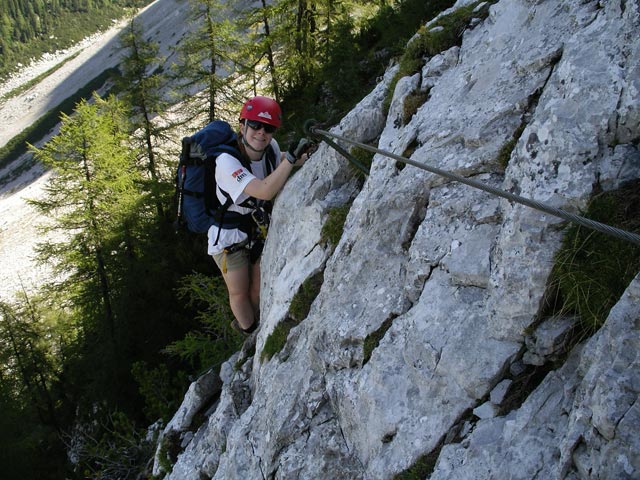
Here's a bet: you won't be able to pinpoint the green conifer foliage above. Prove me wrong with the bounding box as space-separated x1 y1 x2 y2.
117 17 168 199
0 0 154 78
172 0 242 123
29 94 142 352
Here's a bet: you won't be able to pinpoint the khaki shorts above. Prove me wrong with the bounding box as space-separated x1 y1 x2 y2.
212 248 250 272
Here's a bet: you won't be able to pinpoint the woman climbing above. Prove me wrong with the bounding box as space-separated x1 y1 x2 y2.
208 96 309 335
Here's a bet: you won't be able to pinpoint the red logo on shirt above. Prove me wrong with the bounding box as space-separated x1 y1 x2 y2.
232 168 248 183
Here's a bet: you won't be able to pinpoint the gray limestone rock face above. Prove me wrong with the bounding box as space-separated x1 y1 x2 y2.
430 274 640 480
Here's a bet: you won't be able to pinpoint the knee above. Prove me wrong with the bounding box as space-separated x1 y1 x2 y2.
228 289 251 305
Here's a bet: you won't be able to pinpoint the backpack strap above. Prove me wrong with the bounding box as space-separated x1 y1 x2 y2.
265 144 277 175
209 142 278 245
209 151 254 246
255 144 277 217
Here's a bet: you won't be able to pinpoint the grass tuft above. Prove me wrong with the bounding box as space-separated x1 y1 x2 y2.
290 271 325 321
402 88 431 126
394 450 440 479
549 180 640 333
261 317 299 362
384 0 495 113
348 145 376 178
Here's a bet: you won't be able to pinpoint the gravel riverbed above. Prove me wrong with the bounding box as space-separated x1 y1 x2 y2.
0 0 191 300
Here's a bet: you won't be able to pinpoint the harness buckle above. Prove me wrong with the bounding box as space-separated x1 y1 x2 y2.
252 206 270 239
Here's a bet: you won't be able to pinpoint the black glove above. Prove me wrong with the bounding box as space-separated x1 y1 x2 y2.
285 138 312 164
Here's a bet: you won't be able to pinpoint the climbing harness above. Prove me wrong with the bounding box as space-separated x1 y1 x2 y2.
305 123 640 246
219 204 271 274
252 205 270 240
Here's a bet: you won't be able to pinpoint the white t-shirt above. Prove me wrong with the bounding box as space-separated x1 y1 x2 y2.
207 139 281 255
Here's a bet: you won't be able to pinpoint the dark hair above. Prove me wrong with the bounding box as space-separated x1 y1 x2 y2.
236 131 249 160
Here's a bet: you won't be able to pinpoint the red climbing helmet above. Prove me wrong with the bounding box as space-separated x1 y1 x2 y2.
239 96 282 129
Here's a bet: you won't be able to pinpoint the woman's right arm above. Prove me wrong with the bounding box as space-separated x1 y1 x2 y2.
243 160 295 201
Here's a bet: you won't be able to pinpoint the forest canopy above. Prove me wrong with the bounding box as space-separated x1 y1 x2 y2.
0 0 153 78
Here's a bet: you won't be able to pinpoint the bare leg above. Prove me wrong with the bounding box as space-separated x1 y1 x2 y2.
222 266 255 330
249 260 261 320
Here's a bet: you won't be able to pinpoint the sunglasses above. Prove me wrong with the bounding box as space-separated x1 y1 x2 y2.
245 119 277 134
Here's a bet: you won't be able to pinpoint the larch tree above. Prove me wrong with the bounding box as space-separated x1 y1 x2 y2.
29 94 143 346
234 0 282 100
0 298 59 432
171 0 242 123
117 16 170 217
244 0 357 99
0 298 69 480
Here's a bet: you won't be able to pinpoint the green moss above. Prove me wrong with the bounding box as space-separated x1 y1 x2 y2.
290 271 325 321
496 137 518 169
496 121 527 169
394 450 440 479
384 1 496 113
397 138 422 171
155 430 180 476
402 88 431 126
321 203 353 247
550 180 640 333
234 341 256 371
349 145 375 177
261 317 299 362
363 315 396 365
261 271 325 362
402 1 494 76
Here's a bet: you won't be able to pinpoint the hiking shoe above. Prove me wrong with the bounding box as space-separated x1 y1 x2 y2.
230 319 258 336
230 319 246 336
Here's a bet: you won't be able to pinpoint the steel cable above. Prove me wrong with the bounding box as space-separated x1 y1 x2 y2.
308 125 640 246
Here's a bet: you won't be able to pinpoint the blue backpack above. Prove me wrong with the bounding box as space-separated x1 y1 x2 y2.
175 120 275 236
